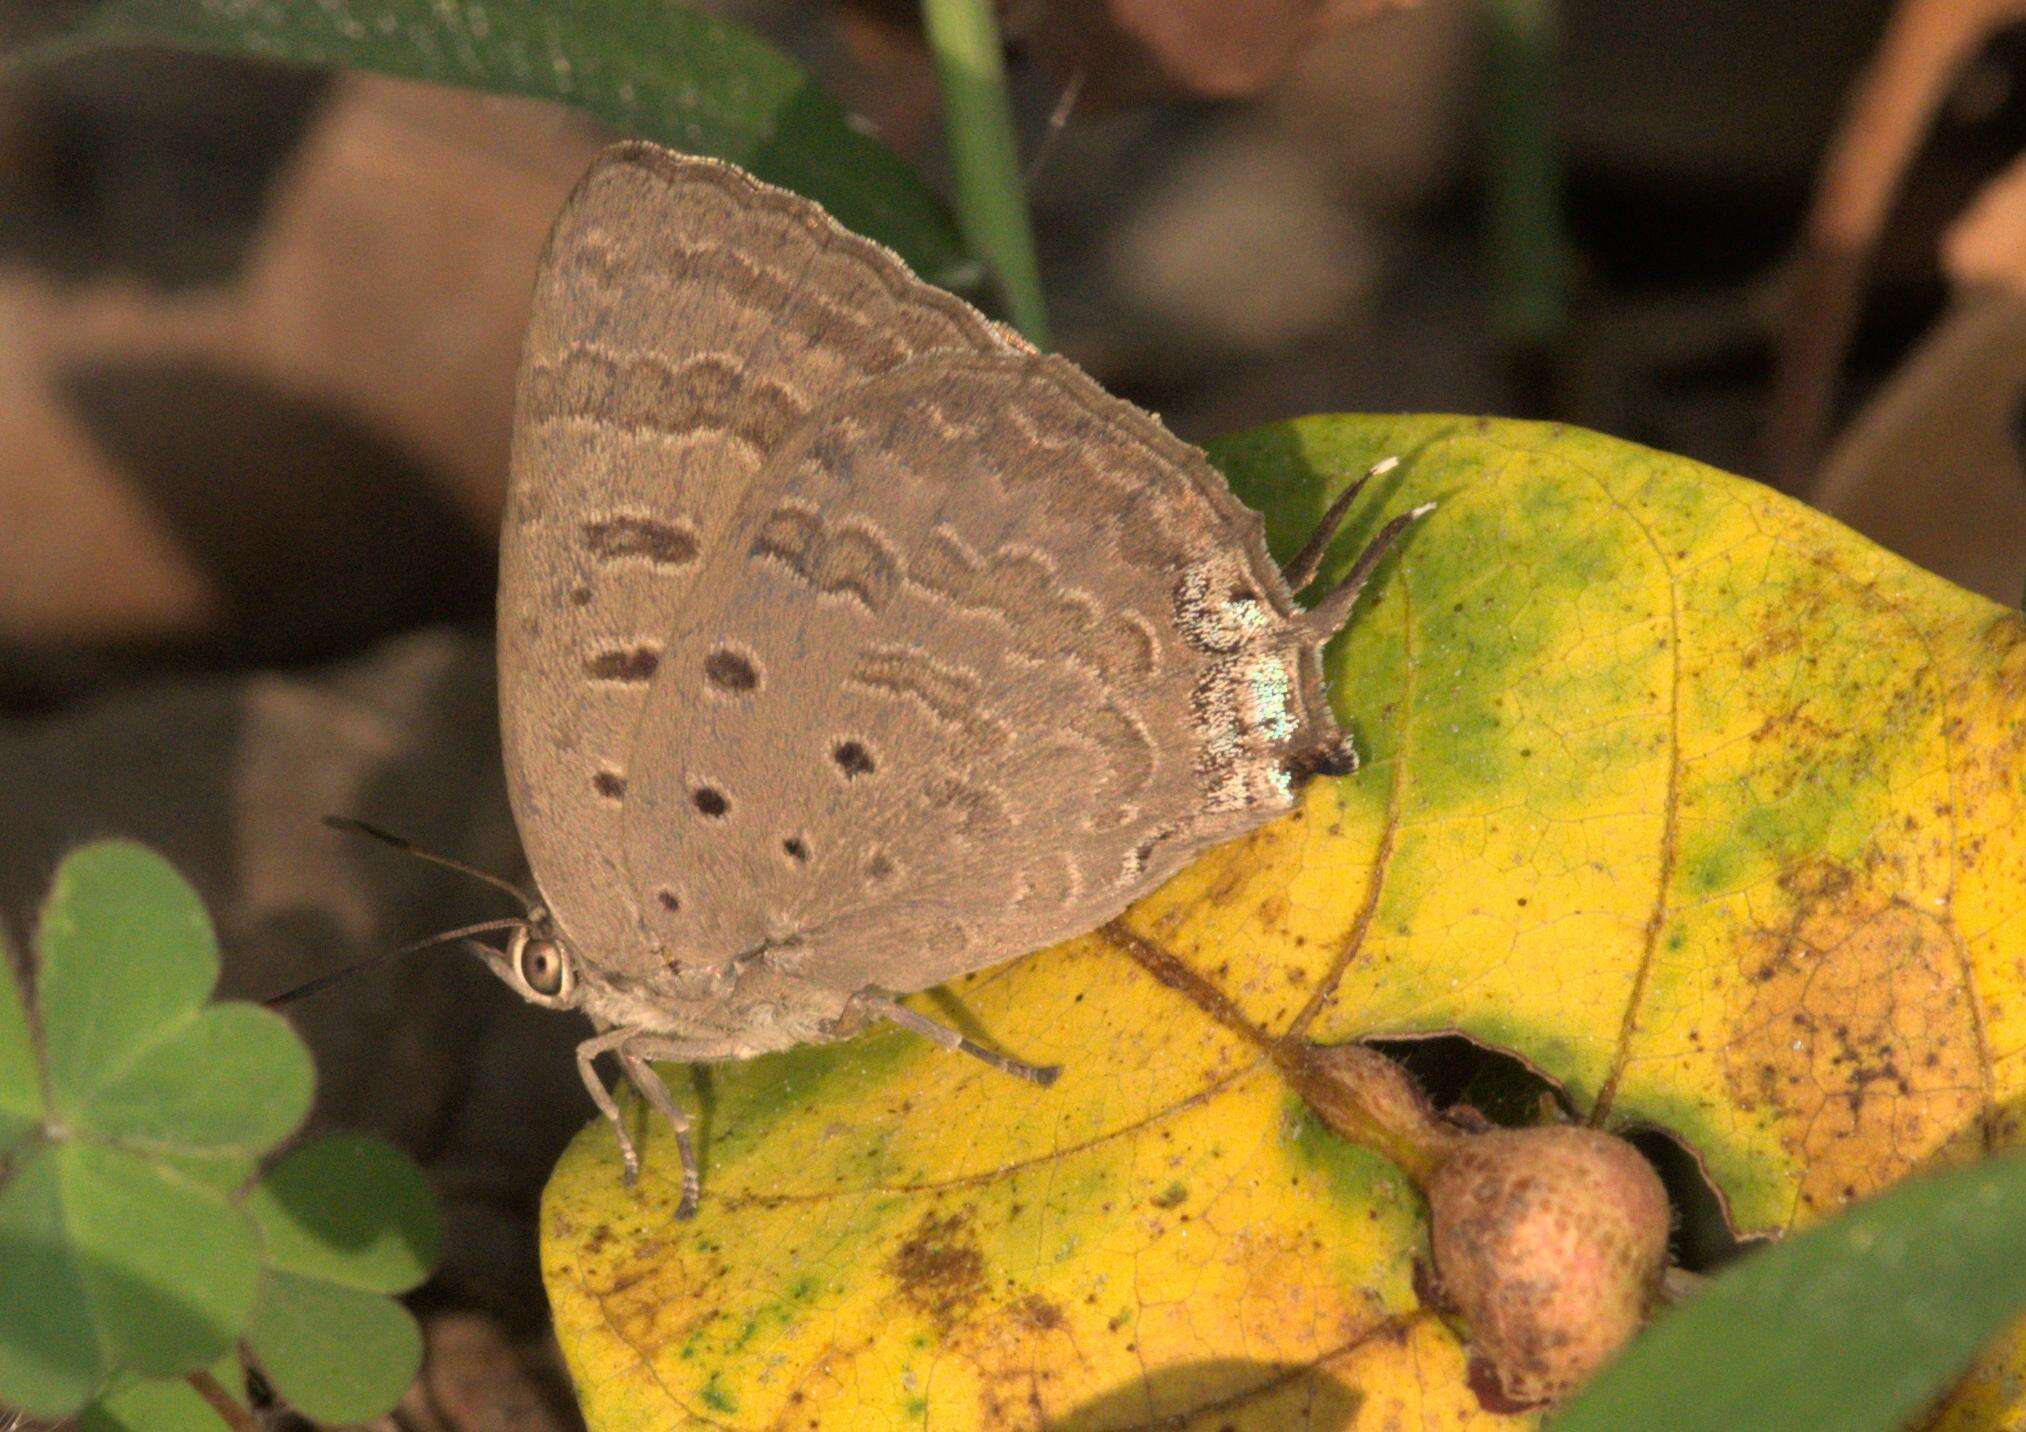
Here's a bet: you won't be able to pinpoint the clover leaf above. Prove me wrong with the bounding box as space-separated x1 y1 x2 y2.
241 1132 440 1422
0 841 315 1417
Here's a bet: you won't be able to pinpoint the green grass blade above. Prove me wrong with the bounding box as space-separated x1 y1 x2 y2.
1554 1152 2026 1432
1478 0 1571 349
920 0 1049 344
15 0 970 288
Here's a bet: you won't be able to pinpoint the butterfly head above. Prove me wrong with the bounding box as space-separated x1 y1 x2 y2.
316 817 598 1013
476 910 584 1011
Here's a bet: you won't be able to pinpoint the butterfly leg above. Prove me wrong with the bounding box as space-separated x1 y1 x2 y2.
1280 455 1399 592
1296 498 1437 643
853 991 1061 1086
574 1028 641 1183
618 1051 701 1220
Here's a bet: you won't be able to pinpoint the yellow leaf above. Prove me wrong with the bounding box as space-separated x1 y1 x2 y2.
542 416 2026 1428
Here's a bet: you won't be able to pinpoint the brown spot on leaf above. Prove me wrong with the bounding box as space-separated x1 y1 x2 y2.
1011 1293 1065 1332
1725 858 1985 1218
890 1211 984 1327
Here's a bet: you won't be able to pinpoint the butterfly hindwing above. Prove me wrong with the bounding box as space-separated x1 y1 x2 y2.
622 350 1344 994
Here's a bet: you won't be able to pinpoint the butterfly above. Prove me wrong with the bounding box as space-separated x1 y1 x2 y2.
346 141 1425 1219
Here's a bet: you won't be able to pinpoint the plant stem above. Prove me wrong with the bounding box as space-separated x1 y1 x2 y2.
920 0 1051 345
1758 0 2026 485
187 1370 260 1432
1278 1042 1459 1185
1477 0 1570 352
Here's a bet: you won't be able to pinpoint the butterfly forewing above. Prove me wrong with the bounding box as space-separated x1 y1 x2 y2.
500 145 1019 973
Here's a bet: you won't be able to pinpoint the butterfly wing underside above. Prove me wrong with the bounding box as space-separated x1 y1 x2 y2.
623 351 1346 994
499 144 1019 973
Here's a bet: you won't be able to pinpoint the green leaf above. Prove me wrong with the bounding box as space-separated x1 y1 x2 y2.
28 0 971 288
0 1146 104 1416
0 844 350 1418
244 1270 422 1425
235 1136 438 1422
0 944 41 1161
83 1003 312 1154
57 1141 262 1378
539 414 2026 1425
30 840 312 1160
1554 1152 2026 1432
35 842 218 1118
77 1374 232 1432
200 1349 250 1407
151 1149 261 1199
247 1132 440 1294
0 1142 254 1420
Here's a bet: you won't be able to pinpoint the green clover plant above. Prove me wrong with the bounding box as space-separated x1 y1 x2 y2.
0 841 440 1428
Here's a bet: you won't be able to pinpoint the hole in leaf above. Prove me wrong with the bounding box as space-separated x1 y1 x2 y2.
1618 1124 1765 1273
1362 1032 1576 1128
1362 1033 1759 1275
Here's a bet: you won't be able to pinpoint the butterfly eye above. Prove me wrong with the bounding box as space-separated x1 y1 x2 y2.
518 937 570 998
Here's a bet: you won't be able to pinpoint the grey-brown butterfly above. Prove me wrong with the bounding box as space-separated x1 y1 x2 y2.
468 141 1423 1218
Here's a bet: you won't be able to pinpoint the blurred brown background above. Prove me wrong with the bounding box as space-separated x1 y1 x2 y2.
0 2 2018 1425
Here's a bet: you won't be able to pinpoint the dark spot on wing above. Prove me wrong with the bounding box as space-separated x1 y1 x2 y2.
582 514 699 567
833 739 875 778
704 647 759 691
586 646 661 682
593 770 626 799
693 787 729 817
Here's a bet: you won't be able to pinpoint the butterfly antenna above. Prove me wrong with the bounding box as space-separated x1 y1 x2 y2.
323 815 535 913
1281 455 1400 593
264 919 526 1008
1296 500 1438 642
